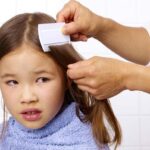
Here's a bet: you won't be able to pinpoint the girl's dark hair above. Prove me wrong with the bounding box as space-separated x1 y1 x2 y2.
0 12 121 149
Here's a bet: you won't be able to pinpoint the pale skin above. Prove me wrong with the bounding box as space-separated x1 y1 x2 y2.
0 44 66 129
57 0 150 100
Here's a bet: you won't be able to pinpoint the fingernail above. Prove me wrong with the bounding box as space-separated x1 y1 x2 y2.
61 26 67 35
67 64 73 68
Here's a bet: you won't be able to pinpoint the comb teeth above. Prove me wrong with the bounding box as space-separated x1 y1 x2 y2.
38 23 70 52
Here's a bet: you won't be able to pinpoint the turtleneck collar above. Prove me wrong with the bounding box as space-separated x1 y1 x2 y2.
8 102 76 139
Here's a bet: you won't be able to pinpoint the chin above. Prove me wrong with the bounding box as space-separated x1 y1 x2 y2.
24 122 45 129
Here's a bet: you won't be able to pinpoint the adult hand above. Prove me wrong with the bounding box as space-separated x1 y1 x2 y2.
67 56 129 100
56 0 103 41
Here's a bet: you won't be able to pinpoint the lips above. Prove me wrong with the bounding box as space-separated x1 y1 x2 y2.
21 108 42 121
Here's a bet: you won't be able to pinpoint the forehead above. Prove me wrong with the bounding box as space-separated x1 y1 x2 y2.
0 45 61 74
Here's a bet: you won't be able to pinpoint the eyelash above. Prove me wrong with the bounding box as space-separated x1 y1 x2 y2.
5 77 50 86
6 80 18 86
36 77 50 83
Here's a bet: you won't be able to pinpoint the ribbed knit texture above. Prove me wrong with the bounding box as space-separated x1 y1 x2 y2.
0 103 109 150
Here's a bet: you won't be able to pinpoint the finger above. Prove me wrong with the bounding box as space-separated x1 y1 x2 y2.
67 61 91 79
94 93 110 100
71 34 88 41
68 60 90 69
77 85 108 100
74 78 90 86
94 95 108 100
67 61 92 79
56 11 66 22
67 68 86 79
78 34 88 41
61 22 80 35
56 6 73 23
74 79 96 89
77 85 92 93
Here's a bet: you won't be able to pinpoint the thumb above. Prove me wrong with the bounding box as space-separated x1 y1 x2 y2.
62 22 80 35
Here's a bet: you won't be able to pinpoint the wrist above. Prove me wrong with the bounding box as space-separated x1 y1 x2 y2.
123 63 147 91
92 16 113 39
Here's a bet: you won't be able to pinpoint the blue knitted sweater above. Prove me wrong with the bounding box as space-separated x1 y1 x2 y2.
0 103 109 150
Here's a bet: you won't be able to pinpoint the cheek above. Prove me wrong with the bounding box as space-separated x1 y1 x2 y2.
37 82 65 118
37 80 65 104
1 86 13 103
1 90 17 113
0 85 20 114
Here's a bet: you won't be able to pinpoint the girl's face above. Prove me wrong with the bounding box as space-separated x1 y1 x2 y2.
0 44 66 129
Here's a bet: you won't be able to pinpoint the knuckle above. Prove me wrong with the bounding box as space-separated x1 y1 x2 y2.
94 92 106 100
77 85 85 91
89 80 97 88
95 95 104 100
63 2 69 8
92 56 99 62
89 88 98 96
64 0 76 8
87 66 96 76
93 56 99 59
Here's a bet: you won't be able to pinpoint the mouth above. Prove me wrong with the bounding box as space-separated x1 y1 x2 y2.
21 108 42 121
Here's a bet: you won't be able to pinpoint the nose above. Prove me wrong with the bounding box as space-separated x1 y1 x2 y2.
20 85 38 104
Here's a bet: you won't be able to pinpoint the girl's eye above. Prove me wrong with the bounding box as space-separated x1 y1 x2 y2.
36 77 50 83
6 80 18 86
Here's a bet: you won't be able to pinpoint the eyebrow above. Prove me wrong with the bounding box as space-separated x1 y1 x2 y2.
33 70 55 75
0 73 16 79
0 70 55 79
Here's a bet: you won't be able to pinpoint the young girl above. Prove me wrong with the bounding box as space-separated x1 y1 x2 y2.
0 13 121 150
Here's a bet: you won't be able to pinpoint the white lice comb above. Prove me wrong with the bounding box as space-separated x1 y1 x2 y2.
38 22 70 52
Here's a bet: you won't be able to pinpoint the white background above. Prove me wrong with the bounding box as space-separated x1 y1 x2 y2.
0 0 150 150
